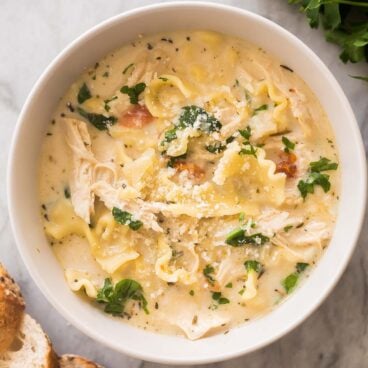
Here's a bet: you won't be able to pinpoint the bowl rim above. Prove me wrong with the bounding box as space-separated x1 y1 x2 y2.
7 1 367 365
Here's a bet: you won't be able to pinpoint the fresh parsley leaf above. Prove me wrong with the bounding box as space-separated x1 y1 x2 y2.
112 207 143 230
284 225 293 232
203 264 215 285
350 75 368 82
120 82 146 104
205 141 226 154
178 105 222 133
77 83 92 104
298 157 337 198
239 142 257 158
161 128 177 145
298 172 331 199
225 282 233 288
239 126 252 140
282 273 299 294
226 229 269 247
167 153 187 168
104 96 118 112
212 292 230 304
253 104 268 114
244 260 262 273
296 262 309 273
282 136 296 152
310 157 338 172
77 107 117 131
97 278 148 315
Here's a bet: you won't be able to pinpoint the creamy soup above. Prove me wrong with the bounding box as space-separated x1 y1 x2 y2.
39 31 339 340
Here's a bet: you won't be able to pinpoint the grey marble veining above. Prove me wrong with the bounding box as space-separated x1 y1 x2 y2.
0 1 367 367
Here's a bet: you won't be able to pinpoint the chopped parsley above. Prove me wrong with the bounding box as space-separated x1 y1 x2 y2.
167 153 187 168
120 82 146 104
77 83 92 104
189 289 195 296
282 136 296 153
297 157 338 199
239 126 252 140
161 105 222 147
64 187 71 199
97 278 148 315
112 207 143 230
205 141 226 154
225 282 233 288
282 262 310 294
203 264 215 285
225 228 269 247
238 212 245 223
158 76 168 81
239 142 257 158
212 292 230 305
296 262 309 273
244 260 262 273
104 96 118 112
122 63 134 74
310 157 338 173
253 104 268 115
178 105 222 133
77 107 117 131
284 225 293 232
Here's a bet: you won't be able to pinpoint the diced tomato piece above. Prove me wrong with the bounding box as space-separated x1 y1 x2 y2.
275 151 297 178
174 162 205 182
119 105 154 128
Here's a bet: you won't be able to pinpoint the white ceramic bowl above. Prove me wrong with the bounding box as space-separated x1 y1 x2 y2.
8 2 367 365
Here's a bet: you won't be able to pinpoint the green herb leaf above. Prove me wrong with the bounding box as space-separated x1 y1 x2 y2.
104 96 118 112
239 126 252 140
282 273 299 294
112 207 143 230
203 264 216 285
189 289 195 296
178 105 222 132
97 278 148 315
239 142 257 158
284 225 293 232
297 172 331 198
225 282 233 288
282 136 296 152
310 157 338 172
167 153 187 168
350 75 368 82
121 82 146 104
244 260 262 273
296 262 309 273
226 229 269 247
205 141 226 154
77 83 92 104
212 292 230 304
77 107 117 131
253 104 268 115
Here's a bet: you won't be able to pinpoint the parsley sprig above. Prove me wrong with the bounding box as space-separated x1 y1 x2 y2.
225 228 269 247
282 262 309 294
112 207 143 230
288 1 368 81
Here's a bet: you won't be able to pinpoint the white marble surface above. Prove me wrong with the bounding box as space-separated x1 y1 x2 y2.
0 1 367 367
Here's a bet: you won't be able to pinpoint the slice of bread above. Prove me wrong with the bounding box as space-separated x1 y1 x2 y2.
59 354 104 368
0 313 58 368
0 264 25 353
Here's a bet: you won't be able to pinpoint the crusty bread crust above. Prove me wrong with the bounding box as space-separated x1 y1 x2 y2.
59 354 104 368
0 264 25 353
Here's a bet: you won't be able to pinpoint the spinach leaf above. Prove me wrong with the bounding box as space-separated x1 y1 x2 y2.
77 107 117 130
244 260 262 273
77 83 92 104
